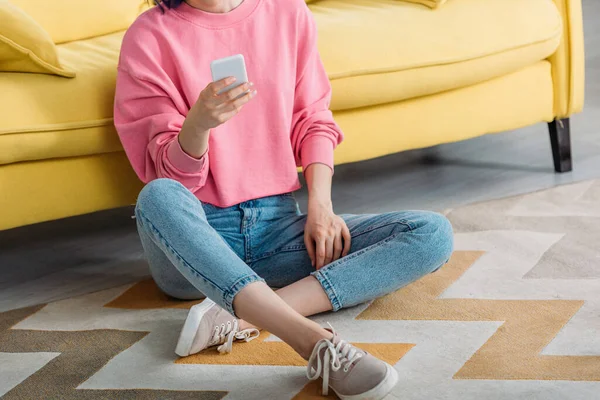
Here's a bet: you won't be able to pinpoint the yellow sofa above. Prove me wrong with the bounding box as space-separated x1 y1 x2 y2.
0 0 585 231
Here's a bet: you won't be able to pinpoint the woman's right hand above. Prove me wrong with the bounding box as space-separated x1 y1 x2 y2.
179 77 257 158
192 77 257 132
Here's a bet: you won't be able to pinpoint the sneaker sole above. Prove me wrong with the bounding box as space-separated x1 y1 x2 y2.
334 363 399 400
175 299 216 357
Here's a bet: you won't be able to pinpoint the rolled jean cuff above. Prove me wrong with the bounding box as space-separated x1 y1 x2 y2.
222 274 266 317
312 269 343 312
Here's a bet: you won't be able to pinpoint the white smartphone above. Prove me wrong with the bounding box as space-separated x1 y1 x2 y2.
210 54 249 96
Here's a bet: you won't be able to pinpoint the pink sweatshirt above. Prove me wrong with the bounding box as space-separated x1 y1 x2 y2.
114 0 343 207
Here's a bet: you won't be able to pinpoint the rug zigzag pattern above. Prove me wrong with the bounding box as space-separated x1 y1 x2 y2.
357 251 600 380
0 305 227 399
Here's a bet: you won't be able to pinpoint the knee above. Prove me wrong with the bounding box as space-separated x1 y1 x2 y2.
135 178 188 217
425 212 454 264
411 211 454 264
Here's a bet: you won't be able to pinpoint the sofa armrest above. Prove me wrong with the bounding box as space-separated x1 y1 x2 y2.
549 0 585 118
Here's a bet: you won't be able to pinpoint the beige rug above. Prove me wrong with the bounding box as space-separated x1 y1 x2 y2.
2 180 600 399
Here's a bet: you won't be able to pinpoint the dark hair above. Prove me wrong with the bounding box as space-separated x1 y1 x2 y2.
152 0 184 9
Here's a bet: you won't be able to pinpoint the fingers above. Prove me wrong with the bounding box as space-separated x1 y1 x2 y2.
324 237 333 266
218 88 257 113
216 82 253 104
333 231 343 262
198 80 256 128
316 237 326 270
204 77 236 98
304 233 316 268
342 224 351 257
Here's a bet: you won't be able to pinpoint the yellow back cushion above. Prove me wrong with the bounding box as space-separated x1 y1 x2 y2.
0 0 74 77
8 0 149 44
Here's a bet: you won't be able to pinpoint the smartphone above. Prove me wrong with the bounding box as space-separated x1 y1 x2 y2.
210 54 249 96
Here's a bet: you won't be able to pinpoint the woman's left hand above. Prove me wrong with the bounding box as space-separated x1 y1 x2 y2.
304 199 351 270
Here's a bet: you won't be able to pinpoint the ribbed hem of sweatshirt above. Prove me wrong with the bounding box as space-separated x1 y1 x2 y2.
166 138 208 174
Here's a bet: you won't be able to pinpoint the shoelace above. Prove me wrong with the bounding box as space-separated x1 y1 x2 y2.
208 319 260 354
306 324 364 396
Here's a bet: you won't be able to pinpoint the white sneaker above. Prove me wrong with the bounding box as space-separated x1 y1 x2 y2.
175 299 259 357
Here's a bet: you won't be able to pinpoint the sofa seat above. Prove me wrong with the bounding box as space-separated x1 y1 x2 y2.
315 0 562 111
0 0 563 166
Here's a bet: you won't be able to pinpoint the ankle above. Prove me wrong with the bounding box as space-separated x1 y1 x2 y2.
238 319 258 331
297 327 333 360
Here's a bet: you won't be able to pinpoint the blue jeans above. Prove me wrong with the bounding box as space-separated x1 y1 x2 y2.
134 178 454 317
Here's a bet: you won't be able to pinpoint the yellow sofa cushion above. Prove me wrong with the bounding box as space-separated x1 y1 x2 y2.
312 0 562 111
8 0 149 44
0 0 74 77
0 32 125 165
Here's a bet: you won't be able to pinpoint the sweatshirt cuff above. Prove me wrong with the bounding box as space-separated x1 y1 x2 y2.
301 135 335 172
166 138 208 174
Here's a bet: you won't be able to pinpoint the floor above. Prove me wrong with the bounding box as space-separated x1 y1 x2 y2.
1 0 599 312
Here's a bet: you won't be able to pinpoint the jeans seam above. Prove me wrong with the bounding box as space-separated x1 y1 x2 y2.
135 208 225 295
351 219 414 238
244 233 251 263
242 208 253 262
250 244 307 263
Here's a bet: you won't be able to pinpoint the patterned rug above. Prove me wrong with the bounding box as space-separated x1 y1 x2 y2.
2 180 600 399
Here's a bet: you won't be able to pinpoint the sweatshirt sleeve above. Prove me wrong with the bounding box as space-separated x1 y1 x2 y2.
114 67 209 192
290 5 344 173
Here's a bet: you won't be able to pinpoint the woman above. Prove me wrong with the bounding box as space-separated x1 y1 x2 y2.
114 0 453 398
